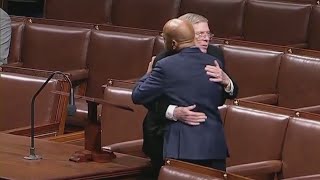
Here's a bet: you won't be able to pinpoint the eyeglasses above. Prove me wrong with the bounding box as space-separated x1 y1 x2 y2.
195 31 214 39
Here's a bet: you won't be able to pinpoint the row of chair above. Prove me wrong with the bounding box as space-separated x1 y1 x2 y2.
97 82 320 179
4 18 320 129
221 44 320 113
40 75 320 179
43 0 320 50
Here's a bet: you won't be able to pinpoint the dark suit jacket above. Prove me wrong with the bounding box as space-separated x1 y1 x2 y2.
141 45 237 159
132 47 228 159
152 45 238 101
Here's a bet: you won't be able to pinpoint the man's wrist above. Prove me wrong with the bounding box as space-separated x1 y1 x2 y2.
224 79 234 94
165 105 178 121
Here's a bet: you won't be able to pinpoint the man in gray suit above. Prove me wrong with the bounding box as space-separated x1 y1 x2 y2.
132 19 228 171
0 8 11 65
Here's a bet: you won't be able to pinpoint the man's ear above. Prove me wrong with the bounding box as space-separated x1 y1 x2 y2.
172 40 178 50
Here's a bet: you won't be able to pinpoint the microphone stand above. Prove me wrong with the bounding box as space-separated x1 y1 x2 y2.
24 71 75 160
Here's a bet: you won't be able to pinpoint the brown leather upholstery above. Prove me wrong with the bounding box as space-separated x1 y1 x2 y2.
224 105 289 167
0 72 67 134
179 0 246 38
9 15 26 22
159 166 224 180
21 23 90 71
281 116 320 179
221 38 288 52
7 21 24 64
277 54 320 108
265 0 318 4
86 30 155 99
66 30 154 128
222 45 282 98
308 5 320 50
97 24 160 36
29 18 96 29
44 0 112 23
29 18 160 36
111 0 180 30
100 85 147 146
244 0 311 45
42 0 320 50
159 159 252 180
103 79 136 89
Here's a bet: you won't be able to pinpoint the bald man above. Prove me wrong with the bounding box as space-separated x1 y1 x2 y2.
132 19 228 175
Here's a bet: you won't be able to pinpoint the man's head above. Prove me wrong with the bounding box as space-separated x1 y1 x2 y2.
179 13 213 53
162 18 195 51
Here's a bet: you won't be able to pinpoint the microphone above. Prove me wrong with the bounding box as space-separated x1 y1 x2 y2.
67 80 76 116
24 71 76 160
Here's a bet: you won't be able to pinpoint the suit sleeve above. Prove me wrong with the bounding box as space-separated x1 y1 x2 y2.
132 62 166 105
143 51 175 113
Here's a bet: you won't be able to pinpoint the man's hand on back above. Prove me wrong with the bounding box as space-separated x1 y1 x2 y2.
173 105 207 126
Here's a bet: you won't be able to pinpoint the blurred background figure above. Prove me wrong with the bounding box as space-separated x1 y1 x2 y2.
0 7 11 65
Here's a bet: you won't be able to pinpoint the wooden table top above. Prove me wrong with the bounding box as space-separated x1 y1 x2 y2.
0 133 149 180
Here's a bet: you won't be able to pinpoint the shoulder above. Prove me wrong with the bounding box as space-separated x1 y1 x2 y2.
0 9 10 19
0 9 11 25
207 45 223 57
207 44 224 65
153 50 177 68
154 50 176 62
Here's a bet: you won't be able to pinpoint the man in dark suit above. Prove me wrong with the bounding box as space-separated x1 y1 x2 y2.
132 18 229 172
140 13 238 177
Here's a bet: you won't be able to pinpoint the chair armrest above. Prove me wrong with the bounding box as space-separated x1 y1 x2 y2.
295 105 320 114
103 139 147 158
104 139 143 152
64 69 89 82
227 160 282 176
284 174 320 180
239 94 278 105
288 43 308 48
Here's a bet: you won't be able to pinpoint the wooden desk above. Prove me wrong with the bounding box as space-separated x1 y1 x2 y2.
0 133 150 180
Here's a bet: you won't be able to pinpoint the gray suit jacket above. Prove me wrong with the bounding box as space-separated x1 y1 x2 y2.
0 8 11 65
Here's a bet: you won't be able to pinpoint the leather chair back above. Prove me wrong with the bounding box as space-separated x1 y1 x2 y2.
244 0 311 45
0 72 65 131
21 23 90 71
86 30 155 98
222 45 282 98
111 0 180 30
277 54 320 108
281 115 320 178
44 0 112 23
101 85 147 146
308 5 320 50
7 21 24 64
224 104 289 166
179 0 246 38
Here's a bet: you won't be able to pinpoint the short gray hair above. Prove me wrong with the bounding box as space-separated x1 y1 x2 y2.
178 13 208 25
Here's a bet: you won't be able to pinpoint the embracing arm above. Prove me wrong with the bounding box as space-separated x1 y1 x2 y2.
132 63 166 105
